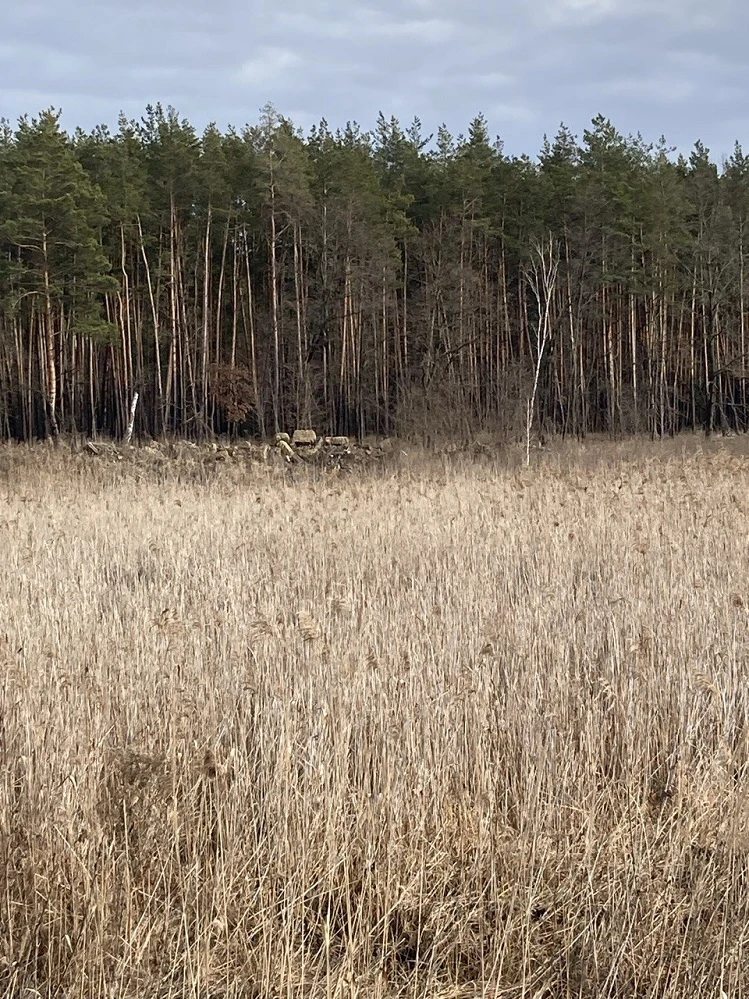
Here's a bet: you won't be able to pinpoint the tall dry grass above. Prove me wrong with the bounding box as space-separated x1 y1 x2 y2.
1 438 749 998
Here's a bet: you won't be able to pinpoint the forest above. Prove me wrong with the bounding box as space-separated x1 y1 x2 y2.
1 104 748 442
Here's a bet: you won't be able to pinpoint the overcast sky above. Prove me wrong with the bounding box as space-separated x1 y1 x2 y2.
1 0 746 159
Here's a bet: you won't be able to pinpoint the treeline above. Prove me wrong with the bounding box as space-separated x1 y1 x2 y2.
1 104 748 441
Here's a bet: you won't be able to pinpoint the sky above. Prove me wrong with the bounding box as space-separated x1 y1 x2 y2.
1 0 747 160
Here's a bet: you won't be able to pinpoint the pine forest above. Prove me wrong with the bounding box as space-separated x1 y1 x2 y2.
2 104 749 442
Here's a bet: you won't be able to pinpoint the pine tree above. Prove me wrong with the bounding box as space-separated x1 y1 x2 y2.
1 110 114 436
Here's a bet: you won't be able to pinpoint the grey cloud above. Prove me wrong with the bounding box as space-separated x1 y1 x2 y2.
0 0 747 158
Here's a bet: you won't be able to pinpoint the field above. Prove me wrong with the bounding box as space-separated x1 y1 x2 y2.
2 438 749 998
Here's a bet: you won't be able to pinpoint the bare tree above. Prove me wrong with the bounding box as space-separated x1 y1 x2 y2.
525 234 560 465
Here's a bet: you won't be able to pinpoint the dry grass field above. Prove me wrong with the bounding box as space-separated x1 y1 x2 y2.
2 437 749 998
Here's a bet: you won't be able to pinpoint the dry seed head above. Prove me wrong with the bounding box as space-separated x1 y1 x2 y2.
249 617 274 642
330 595 352 616
297 611 321 643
